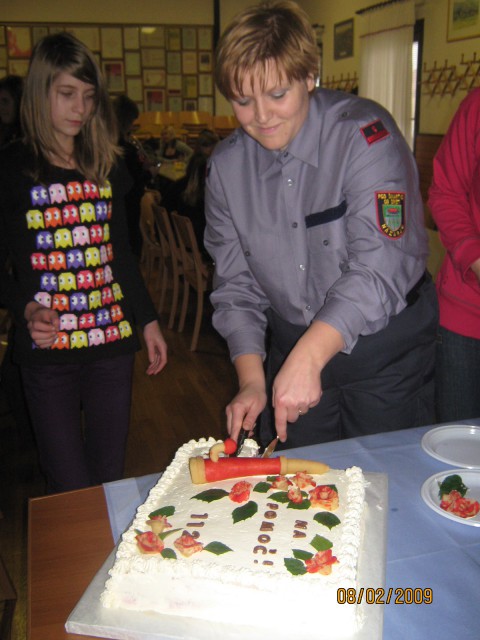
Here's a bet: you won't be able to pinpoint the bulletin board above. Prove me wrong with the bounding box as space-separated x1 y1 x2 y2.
0 22 215 113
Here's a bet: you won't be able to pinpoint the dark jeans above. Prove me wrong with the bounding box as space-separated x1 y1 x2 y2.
21 353 135 493
435 326 480 422
259 277 438 449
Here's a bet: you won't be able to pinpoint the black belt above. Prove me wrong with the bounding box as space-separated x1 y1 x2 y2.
406 272 428 306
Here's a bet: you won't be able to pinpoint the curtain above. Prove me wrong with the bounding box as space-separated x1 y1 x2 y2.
358 0 415 147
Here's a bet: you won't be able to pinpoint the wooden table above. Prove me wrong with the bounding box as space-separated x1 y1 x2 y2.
28 486 114 640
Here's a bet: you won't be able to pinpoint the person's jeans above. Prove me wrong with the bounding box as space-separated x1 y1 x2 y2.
21 353 135 493
435 326 480 423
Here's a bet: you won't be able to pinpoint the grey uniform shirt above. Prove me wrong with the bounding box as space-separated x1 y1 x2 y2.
204 88 428 361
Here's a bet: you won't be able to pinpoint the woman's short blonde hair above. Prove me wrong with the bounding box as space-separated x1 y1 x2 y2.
215 0 319 99
21 32 119 183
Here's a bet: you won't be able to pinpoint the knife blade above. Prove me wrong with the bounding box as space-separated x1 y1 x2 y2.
262 437 279 458
234 429 248 456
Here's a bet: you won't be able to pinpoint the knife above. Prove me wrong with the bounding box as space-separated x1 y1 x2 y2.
234 429 249 456
262 437 279 458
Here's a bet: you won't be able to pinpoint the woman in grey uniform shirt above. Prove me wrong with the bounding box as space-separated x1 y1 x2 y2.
204 0 438 449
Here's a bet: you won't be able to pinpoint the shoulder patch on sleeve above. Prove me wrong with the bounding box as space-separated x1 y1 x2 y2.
361 119 390 145
376 192 406 238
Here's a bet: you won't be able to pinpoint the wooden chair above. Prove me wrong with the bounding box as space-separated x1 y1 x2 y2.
139 190 163 287
170 212 213 351
0 554 16 640
152 204 183 329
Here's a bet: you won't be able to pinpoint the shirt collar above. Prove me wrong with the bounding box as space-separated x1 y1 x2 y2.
252 95 321 176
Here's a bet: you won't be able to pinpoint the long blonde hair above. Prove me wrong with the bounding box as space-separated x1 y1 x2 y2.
21 32 120 183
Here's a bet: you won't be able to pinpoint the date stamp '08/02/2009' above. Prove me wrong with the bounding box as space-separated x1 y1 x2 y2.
337 587 433 605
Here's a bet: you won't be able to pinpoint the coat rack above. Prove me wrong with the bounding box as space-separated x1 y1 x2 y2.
422 53 480 97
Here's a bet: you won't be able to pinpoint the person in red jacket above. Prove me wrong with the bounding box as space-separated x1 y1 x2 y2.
429 88 480 422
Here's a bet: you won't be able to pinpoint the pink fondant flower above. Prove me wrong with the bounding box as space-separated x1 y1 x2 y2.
292 471 316 490
271 475 292 490
146 515 172 535
229 480 252 503
136 531 165 555
305 549 338 575
287 485 303 504
174 531 204 557
309 485 339 511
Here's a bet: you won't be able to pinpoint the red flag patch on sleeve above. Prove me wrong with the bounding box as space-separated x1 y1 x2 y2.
376 192 406 238
361 119 389 145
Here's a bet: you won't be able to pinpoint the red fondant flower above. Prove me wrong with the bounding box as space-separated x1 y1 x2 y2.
136 531 165 555
292 471 316 489
440 490 480 519
305 549 338 575
174 531 204 557
287 485 303 504
229 480 252 503
271 475 292 490
309 485 339 511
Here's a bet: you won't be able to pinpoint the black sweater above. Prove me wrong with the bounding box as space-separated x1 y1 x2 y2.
0 141 158 365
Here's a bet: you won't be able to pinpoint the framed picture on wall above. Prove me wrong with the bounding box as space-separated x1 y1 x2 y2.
102 60 125 92
144 88 165 111
447 0 480 41
6 26 31 57
334 19 354 60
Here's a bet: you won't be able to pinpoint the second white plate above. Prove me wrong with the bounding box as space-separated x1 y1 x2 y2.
421 424 480 468
421 469 480 527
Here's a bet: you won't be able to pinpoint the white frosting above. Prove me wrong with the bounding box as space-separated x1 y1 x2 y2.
101 438 366 638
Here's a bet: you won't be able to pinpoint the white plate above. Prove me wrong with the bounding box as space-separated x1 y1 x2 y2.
421 424 480 468
421 469 480 527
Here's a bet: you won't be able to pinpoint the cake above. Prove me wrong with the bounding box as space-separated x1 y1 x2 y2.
101 438 367 639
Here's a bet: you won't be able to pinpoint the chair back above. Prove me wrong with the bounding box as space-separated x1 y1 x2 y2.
139 189 162 282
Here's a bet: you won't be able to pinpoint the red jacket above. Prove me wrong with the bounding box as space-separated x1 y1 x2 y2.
429 88 480 338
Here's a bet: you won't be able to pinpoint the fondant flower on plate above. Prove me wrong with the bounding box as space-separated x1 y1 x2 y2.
305 549 338 575
174 531 204 557
440 490 480 519
229 480 252 503
309 485 339 511
292 471 316 490
136 531 165 555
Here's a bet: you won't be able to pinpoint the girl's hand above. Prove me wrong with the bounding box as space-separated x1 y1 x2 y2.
24 301 60 349
143 320 168 375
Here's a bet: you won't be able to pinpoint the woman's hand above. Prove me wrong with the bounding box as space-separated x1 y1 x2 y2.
272 321 344 442
227 354 267 442
143 320 168 375
24 301 59 349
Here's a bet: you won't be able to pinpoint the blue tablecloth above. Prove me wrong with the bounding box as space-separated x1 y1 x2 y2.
103 423 480 640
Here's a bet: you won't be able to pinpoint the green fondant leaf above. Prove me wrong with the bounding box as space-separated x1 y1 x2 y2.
269 491 290 503
310 534 333 552
149 506 175 518
266 475 278 482
438 474 468 499
232 500 258 523
293 549 314 561
253 481 271 493
288 499 311 510
159 527 182 540
161 548 177 559
204 541 232 555
314 512 341 529
284 558 307 576
192 488 229 502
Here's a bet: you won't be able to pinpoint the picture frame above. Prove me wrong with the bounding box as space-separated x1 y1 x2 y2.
143 69 165 87
141 48 165 68
198 51 212 72
124 27 139 50
101 27 122 58
102 60 125 92
334 19 354 60
140 26 164 48
6 26 31 57
144 88 165 111
67 27 100 51
126 77 143 102
182 51 197 74
447 0 480 41
125 51 141 76
183 98 198 111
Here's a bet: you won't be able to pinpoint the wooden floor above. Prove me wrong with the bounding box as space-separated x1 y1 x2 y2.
0 275 237 640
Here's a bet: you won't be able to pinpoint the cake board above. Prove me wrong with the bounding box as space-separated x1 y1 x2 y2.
66 471 388 640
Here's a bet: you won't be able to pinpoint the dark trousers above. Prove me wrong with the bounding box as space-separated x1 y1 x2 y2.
21 353 135 493
435 326 480 422
259 277 438 449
